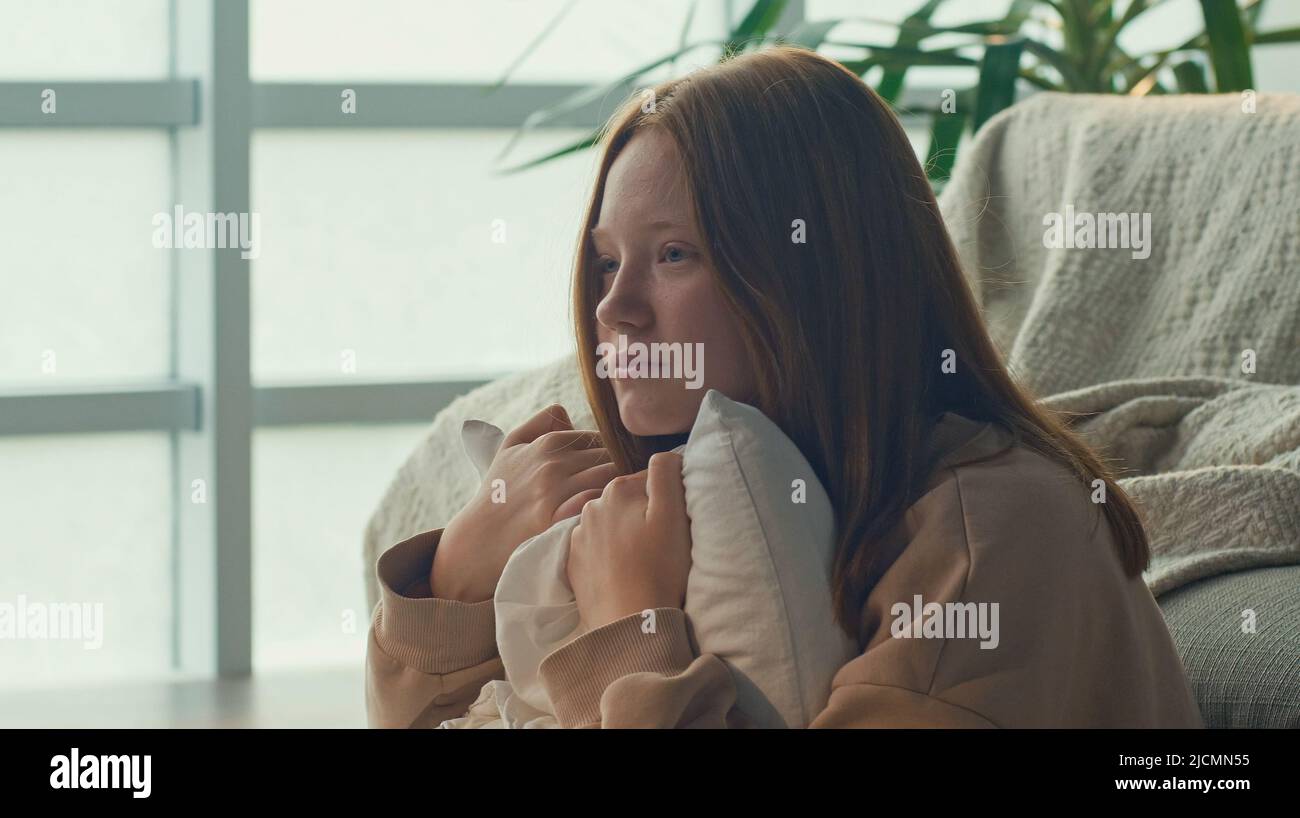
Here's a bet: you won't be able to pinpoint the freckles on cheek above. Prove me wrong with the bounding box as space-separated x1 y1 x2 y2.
660 279 723 338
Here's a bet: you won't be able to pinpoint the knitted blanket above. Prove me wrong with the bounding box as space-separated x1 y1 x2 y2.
363 92 1300 610
1042 377 1300 596
935 91 1300 598
936 92 1299 394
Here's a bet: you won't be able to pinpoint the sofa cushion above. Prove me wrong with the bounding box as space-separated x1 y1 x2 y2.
1158 565 1300 728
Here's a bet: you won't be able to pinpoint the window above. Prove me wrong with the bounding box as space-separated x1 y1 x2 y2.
250 0 717 83
250 128 591 383
252 423 430 670
0 0 170 79
0 433 172 688
0 130 171 385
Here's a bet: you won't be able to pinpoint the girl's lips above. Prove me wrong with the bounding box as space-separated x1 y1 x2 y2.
599 350 635 379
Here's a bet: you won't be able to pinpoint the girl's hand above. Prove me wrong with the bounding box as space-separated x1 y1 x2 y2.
567 451 693 631
431 404 618 603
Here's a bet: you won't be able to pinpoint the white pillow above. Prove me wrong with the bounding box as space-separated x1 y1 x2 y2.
465 389 857 728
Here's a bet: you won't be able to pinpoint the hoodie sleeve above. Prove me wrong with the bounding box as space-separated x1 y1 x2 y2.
533 606 999 728
365 529 505 728
537 607 749 728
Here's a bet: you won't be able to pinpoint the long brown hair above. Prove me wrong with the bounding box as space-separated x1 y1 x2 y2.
571 45 1148 644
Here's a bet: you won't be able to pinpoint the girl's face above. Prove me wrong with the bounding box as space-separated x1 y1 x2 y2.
591 129 756 437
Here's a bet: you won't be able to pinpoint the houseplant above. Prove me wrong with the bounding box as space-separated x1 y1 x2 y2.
494 0 1299 184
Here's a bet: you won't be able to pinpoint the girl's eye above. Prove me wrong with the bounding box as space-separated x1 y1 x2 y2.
664 246 690 263
598 257 619 274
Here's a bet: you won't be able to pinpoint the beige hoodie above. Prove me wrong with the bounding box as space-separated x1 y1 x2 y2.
365 413 1204 729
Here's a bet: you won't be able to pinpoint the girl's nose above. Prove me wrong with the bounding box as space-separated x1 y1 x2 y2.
595 266 653 336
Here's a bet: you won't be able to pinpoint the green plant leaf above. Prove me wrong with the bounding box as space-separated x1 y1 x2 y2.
827 43 978 66
679 0 698 50
1056 0 1090 74
670 0 699 74
1109 0 1263 84
924 106 968 183
836 58 876 77
877 0 948 104
1092 0 1114 27
1171 58 1210 92
495 130 604 175
725 0 789 53
488 0 580 92
1019 67 1063 90
1021 37 1088 90
820 11 1028 40
494 41 717 163
1199 0 1254 91
784 18 842 50
972 38 1025 131
1002 0 1042 28
1110 29 1205 90
1112 4 1269 92
1246 0 1268 28
1038 0 1068 17
874 0 1040 104
1252 26 1300 44
1096 0 1169 80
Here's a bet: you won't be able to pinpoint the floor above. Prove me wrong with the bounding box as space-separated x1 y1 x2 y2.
0 665 367 728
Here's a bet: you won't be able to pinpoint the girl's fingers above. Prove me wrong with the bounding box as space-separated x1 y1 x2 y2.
603 472 649 515
553 488 603 523
535 429 605 453
563 446 613 471
567 460 620 494
645 452 687 521
503 404 572 447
